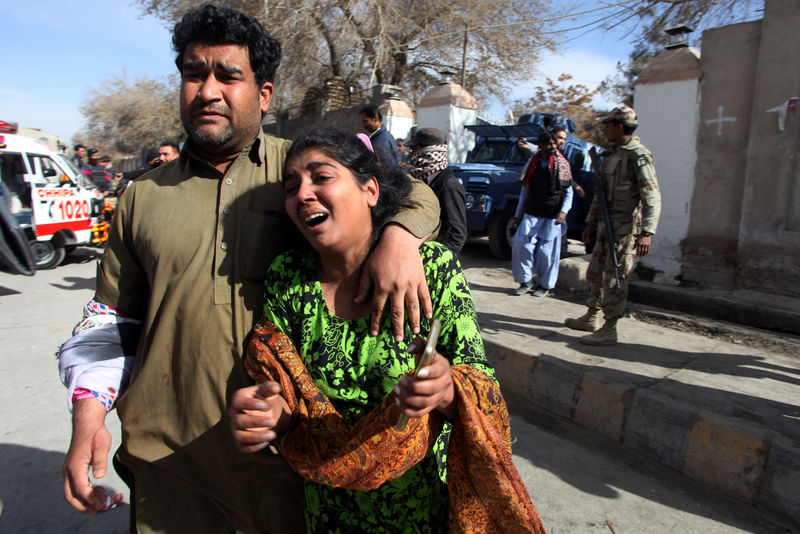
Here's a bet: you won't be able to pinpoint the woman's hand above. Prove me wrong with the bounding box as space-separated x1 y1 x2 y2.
395 338 456 420
229 381 290 453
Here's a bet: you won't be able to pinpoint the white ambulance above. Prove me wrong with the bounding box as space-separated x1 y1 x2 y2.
0 133 100 269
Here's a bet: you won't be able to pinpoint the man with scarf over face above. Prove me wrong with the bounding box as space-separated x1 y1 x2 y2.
511 130 573 297
408 128 467 254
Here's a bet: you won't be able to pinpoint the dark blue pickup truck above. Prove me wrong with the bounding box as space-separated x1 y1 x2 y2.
451 112 597 259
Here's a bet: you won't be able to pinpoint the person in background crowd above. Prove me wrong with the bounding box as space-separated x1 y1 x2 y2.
407 127 467 254
157 141 180 164
511 130 573 297
359 104 400 167
565 105 661 345
80 149 112 195
396 138 410 169
98 155 113 171
71 144 86 170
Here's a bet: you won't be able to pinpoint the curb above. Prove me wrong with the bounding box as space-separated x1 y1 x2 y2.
628 282 800 337
486 339 800 524
556 254 800 338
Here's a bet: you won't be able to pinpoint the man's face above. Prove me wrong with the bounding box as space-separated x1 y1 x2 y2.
603 121 624 145
360 113 380 134
554 130 567 150
539 139 557 158
76 147 86 158
158 145 179 164
180 42 273 157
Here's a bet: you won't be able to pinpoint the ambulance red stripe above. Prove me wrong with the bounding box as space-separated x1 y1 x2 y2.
35 219 92 237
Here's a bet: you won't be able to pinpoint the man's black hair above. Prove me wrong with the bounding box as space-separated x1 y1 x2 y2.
73 144 85 151
537 130 557 146
159 140 180 151
359 104 383 122
172 5 281 87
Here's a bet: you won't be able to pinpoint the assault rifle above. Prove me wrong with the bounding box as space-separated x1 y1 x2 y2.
588 147 621 289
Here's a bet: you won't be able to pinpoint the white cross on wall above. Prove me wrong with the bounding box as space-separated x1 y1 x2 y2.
705 105 737 136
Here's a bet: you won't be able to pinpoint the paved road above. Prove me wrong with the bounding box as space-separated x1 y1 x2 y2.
0 244 792 533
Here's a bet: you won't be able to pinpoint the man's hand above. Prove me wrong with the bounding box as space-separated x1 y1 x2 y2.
63 398 113 515
356 224 432 341
395 338 455 420
574 184 586 198
582 223 595 245
636 234 652 257
229 381 290 453
555 212 567 225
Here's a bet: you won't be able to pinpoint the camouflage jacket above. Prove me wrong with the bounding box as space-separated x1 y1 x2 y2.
586 136 661 237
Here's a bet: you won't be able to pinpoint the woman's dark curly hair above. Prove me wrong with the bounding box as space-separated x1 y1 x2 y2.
285 127 412 244
172 5 281 87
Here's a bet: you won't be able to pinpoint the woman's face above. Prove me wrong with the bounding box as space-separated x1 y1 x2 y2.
284 148 378 256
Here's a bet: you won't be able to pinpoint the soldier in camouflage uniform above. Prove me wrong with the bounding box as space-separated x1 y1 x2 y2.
565 105 661 345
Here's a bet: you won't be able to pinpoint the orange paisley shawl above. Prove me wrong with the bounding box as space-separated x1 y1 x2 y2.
244 318 545 534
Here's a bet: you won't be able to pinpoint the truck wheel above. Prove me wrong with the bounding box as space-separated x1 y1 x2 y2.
29 240 66 270
488 207 516 260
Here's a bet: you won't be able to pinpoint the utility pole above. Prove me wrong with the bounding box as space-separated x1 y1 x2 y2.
460 26 469 87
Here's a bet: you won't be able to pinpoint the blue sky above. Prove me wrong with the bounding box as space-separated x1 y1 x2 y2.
0 1 639 143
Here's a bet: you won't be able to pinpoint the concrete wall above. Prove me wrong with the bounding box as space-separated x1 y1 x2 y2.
737 0 800 295
384 114 414 144
682 21 761 288
681 0 800 296
635 75 700 280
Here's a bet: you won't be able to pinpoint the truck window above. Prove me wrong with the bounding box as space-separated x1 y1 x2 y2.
507 144 530 163
473 141 512 162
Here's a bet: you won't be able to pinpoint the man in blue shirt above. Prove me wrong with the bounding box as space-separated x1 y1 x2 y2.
359 104 400 167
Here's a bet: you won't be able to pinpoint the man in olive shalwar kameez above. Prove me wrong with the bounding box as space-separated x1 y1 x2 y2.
58 6 440 533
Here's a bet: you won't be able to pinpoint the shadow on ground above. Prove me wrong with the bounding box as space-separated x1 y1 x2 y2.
0 444 128 533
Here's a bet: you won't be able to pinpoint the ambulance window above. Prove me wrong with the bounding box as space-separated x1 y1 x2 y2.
0 153 32 207
33 156 65 185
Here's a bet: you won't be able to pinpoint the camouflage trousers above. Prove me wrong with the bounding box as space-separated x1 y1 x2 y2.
586 226 637 322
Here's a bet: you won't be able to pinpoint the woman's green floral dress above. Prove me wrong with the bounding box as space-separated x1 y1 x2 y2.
263 241 494 533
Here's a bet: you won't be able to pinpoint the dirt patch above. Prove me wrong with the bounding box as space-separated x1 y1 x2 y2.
629 305 800 358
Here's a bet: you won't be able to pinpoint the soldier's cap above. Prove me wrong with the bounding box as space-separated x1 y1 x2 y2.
597 105 638 125
408 127 447 148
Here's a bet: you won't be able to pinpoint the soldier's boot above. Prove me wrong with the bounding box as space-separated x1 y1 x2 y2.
564 308 601 332
579 320 618 346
